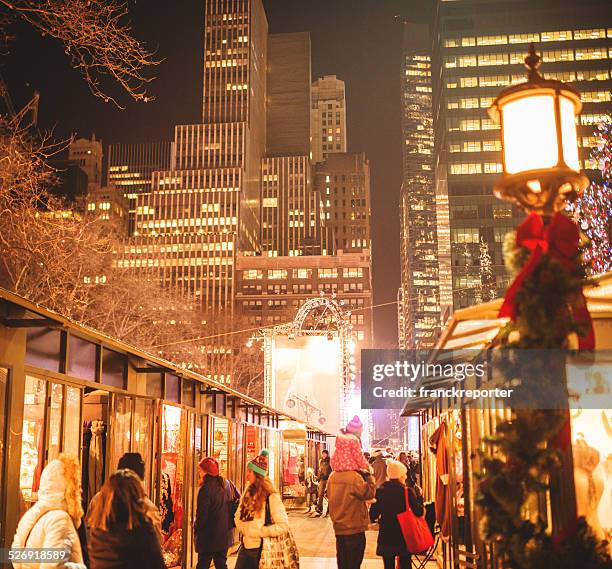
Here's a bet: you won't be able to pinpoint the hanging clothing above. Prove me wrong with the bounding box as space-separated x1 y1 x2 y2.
160 471 174 533
429 420 451 537
88 422 105 501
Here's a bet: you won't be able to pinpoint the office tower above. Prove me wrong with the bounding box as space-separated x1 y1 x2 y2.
266 33 311 156
398 23 442 350
313 152 371 253
235 249 374 346
68 135 102 192
121 0 268 316
261 155 332 256
431 0 612 309
261 33 331 257
311 75 348 164
107 142 172 234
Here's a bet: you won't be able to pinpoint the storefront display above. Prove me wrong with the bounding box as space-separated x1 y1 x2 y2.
111 395 132 470
82 389 109 508
568 357 612 548
281 436 306 498
212 416 229 478
133 398 154 493
161 404 185 568
63 386 81 457
20 376 46 506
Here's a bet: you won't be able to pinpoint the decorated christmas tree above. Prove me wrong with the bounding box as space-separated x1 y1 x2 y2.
479 238 496 302
566 120 612 275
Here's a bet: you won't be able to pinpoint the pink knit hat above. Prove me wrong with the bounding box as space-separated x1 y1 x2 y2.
331 431 370 472
345 415 363 436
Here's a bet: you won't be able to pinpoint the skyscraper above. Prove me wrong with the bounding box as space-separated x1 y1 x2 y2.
313 152 371 254
107 141 171 235
121 0 268 315
398 23 442 349
311 75 348 164
431 0 612 309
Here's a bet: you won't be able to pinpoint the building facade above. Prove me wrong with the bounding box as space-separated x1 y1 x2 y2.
311 75 348 164
107 141 172 235
398 23 443 350
431 0 612 309
235 250 374 346
68 135 103 192
122 0 268 316
313 152 371 254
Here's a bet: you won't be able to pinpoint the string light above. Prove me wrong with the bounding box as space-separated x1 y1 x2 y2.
566 120 612 275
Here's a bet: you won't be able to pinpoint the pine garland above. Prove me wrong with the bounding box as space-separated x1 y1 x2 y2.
475 216 612 569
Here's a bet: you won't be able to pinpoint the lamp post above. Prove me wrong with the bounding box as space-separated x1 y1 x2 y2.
489 43 588 217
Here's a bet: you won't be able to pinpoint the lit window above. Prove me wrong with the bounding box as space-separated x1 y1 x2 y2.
581 91 611 103
263 197 277 208
575 69 609 81
509 33 540 44
462 141 482 152
480 96 495 108
451 227 480 243
581 113 612 126
479 75 509 87
542 50 574 62
482 140 502 151
460 76 478 88
318 268 338 278
268 269 288 279
450 163 482 175
243 270 263 280
484 162 503 173
87 203 96 211
461 37 476 47
573 29 605 40
458 55 477 67
460 97 479 109
445 38 459 48
460 119 480 131
541 30 572 42
481 119 500 131
478 53 508 66
477 35 508 46
575 48 606 61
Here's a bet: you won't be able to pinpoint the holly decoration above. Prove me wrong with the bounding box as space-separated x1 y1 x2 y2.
475 212 611 568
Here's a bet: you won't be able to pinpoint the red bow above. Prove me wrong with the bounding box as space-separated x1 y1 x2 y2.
499 212 594 349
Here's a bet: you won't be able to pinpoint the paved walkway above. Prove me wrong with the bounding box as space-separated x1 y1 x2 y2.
227 509 438 568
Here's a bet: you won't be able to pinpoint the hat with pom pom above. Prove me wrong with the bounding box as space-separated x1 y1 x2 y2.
247 448 270 476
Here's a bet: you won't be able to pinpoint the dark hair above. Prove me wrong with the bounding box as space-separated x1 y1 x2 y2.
322 450 329 456
117 453 145 480
87 469 154 531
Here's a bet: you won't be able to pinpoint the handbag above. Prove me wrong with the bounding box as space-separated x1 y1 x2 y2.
258 496 299 569
396 486 434 554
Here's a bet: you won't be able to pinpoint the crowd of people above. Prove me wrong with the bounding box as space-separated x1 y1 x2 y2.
10 419 425 569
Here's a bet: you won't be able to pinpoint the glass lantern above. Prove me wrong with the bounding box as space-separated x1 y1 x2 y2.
488 45 588 216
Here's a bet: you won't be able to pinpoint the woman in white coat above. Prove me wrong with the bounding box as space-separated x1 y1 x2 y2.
12 454 87 569
234 449 290 569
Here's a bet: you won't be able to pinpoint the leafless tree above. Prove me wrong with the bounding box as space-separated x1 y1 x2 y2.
0 0 159 106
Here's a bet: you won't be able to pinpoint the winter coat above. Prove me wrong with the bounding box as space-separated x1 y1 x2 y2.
195 475 240 553
327 470 376 536
369 480 424 557
234 490 289 549
88 522 165 569
12 460 86 569
319 457 332 480
330 431 369 472
12 505 86 569
371 455 388 488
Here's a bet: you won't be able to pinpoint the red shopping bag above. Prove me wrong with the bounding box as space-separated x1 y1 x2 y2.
396 487 434 553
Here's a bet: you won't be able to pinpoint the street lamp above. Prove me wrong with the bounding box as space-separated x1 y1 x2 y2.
488 44 588 216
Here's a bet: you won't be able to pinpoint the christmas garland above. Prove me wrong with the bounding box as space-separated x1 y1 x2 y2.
474 212 611 569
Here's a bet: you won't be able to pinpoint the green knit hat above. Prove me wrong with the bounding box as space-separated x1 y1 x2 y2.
247 448 270 476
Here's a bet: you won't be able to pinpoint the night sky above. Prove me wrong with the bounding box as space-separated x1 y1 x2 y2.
2 0 430 347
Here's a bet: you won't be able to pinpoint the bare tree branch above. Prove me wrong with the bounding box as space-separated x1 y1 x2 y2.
0 0 160 106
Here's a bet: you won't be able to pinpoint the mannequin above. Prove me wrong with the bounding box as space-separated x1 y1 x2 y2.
573 435 605 539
